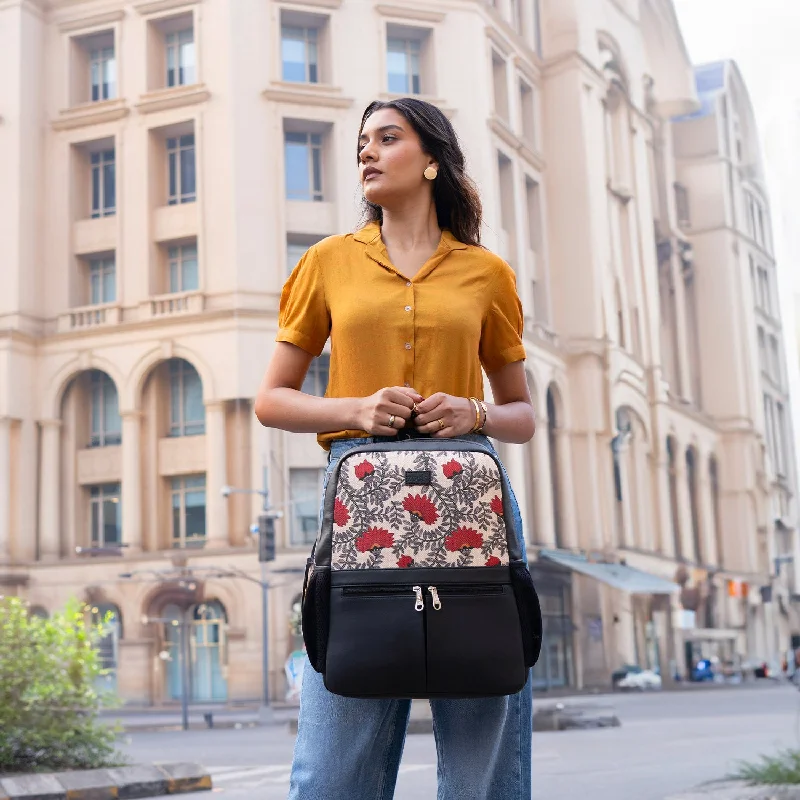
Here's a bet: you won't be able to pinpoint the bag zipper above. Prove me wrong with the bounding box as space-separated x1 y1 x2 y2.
341 584 425 612
427 584 504 609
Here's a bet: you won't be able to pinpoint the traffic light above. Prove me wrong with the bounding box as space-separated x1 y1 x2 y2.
258 514 276 562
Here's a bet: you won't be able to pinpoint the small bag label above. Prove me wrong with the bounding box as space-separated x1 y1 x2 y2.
405 470 432 486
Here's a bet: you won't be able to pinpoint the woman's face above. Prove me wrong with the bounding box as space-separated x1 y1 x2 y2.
358 108 437 208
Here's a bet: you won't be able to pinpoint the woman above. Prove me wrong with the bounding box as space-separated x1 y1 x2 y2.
255 97 536 800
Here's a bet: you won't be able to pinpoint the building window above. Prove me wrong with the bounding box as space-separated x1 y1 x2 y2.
166 28 196 87
171 475 206 548
290 468 325 545
757 266 772 315
89 256 116 305
768 335 781 386
387 36 421 94
667 437 681 559
519 79 535 143
302 353 330 397
91 603 121 691
533 0 542 56
169 360 205 436
91 149 115 218
90 42 116 102
776 402 788 478
508 0 522 32
167 134 196 205
282 25 319 83
492 51 509 121
90 371 121 447
546 387 562 548
90 484 121 546
757 326 767 375
709 457 722 566
284 131 324 201
168 243 199 293
674 183 690 229
686 448 703 563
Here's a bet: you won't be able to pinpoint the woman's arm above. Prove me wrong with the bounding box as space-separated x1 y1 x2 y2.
412 361 535 444
254 342 422 436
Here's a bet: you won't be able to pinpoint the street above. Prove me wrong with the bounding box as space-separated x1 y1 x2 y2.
119 684 800 799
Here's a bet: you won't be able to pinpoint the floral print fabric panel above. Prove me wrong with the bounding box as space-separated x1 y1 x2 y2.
331 450 510 569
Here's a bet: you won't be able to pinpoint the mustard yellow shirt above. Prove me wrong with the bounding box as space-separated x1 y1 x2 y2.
276 222 526 449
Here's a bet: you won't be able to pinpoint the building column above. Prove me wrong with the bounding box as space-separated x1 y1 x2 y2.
39 419 62 560
121 412 143 553
556 429 578 549
205 402 229 548
0 418 11 562
533 416 555 547
503 443 532 544
17 418 37 561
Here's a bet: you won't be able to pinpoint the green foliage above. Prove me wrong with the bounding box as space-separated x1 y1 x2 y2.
0 595 125 774
731 750 800 785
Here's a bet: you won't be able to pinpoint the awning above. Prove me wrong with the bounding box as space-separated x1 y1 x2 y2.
681 628 740 642
538 549 680 595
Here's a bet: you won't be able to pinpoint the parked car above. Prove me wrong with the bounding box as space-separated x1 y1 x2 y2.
616 669 662 691
611 664 662 690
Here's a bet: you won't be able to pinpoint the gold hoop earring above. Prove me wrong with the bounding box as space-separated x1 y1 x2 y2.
424 166 438 181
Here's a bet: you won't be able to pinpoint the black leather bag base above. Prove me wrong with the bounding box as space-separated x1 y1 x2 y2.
321 566 529 699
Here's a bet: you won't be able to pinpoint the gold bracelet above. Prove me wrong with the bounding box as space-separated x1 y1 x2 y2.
469 397 482 433
477 400 488 433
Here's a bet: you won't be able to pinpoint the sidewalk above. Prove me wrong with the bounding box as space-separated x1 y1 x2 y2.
106 679 781 733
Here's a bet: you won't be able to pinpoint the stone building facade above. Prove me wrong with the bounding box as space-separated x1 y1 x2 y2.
0 0 795 704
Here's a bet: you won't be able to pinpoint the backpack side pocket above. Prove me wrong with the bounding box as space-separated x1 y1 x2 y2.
509 560 543 667
301 561 331 673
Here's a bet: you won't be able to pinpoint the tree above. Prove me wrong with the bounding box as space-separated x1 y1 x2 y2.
0 596 123 773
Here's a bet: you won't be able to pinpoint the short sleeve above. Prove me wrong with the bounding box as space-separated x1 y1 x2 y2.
276 246 331 356
479 261 526 373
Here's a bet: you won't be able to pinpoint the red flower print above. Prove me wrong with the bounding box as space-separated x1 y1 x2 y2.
442 459 463 479
333 498 350 527
485 556 501 567
402 494 439 525
354 460 375 480
490 496 504 516
355 527 394 553
397 555 414 568
445 527 484 552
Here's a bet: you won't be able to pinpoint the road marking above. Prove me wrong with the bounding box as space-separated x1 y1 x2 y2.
207 763 435 787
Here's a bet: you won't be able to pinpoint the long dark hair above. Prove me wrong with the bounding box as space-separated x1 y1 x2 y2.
357 98 483 246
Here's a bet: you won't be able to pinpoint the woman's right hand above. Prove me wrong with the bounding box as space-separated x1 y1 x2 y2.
355 386 424 435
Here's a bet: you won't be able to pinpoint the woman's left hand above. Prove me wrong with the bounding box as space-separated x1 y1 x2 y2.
413 393 476 438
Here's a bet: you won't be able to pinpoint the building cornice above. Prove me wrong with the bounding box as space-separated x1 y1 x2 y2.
132 0 200 15
52 98 130 131
57 7 124 33
263 82 353 109
488 116 545 172
276 0 341 8
135 83 210 115
375 3 446 23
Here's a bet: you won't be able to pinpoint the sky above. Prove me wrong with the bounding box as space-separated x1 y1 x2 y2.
673 0 800 453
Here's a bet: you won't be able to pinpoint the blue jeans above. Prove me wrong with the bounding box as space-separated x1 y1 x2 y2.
288 436 533 800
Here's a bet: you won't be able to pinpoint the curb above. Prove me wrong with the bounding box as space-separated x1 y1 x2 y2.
0 763 211 799
665 780 800 799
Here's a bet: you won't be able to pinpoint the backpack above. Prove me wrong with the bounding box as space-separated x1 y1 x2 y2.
301 437 543 698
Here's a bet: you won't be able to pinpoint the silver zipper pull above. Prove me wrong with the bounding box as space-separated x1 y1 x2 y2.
428 586 442 610
413 586 424 611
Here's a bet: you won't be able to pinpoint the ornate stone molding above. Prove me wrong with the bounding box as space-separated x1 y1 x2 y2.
57 8 125 33
375 3 445 23
52 98 130 131
135 83 210 115
263 83 353 109
132 0 199 15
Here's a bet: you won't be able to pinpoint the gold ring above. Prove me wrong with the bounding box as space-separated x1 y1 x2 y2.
389 414 396 428
437 418 445 431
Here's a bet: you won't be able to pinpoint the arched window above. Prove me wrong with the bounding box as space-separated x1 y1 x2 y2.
667 436 682 559
547 386 562 548
686 447 702 563
88 370 121 447
168 359 204 436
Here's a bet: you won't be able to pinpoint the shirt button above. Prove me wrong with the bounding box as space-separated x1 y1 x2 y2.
404 305 412 312
404 382 411 388
405 343 412 350
406 281 412 287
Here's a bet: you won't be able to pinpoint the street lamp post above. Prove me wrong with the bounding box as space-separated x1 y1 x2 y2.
221 464 281 721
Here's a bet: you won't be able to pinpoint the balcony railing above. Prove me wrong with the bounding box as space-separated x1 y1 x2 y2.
144 291 204 319
58 303 121 333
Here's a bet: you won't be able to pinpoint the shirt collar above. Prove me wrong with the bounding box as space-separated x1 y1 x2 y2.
353 222 469 251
